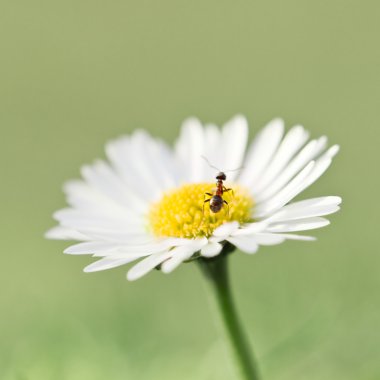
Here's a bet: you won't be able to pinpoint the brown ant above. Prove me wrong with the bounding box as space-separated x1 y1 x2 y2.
202 156 240 216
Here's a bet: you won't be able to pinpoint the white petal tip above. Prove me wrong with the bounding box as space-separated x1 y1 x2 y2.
161 263 175 274
212 221 239 237
44 229 55 239
201 242 223 258
270 117 284 125
230 114 248 126
83 265 96 273
45 226 86 240
284 234 317 241
182 117 202 129
64 247 87 255
126 272 140 281
328 145 340 157
227 237 259 254
126 267 148 281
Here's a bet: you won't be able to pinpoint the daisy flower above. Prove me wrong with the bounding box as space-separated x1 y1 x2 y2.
46 116 341 281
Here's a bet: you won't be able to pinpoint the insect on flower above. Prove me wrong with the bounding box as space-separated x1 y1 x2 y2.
202 156 240 216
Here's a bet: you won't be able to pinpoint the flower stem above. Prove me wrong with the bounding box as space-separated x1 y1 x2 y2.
199 246 261 380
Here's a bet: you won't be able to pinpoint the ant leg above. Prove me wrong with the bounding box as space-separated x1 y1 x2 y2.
201 192 214 226
223 200 230 217
223 187 234 198
197 198 211 230
202 198 211 215
203 193 213 210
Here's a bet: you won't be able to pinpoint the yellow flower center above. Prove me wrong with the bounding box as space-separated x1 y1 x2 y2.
149 183 254 238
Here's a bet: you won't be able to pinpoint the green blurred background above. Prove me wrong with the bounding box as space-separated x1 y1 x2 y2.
1 1 379 379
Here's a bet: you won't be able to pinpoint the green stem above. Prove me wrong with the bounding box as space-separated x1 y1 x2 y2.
199 246 261 380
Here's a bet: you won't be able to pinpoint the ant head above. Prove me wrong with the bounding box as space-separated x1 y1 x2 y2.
216 172 226 181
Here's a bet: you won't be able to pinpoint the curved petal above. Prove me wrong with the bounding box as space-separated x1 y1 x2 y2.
253 161 316 218
178 115 249 183
175 118 206 182
45 226 90 241
266 217 330 232
251 125 309 196
161 246 197 274
227 236 258 254
64 241 120 255
268 196 342 222
238 118 284 187
84 256 143 272
211 221 240 239
253 145 339 218
106 131 179 201
220 115 248 181
127 251 172 281
201 242 223 257
81 160 146 213
254 136 328 203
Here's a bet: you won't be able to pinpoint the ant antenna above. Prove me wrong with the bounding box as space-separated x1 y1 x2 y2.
201 155 221 172
225 166 244 173
201 155 244 173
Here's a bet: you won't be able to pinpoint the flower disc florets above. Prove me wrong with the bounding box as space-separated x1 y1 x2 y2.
149 183 254 238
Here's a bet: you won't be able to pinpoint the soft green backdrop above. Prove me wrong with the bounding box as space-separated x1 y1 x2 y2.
1 1 379 379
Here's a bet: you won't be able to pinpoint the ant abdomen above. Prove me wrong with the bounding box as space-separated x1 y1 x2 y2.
210 195 224 213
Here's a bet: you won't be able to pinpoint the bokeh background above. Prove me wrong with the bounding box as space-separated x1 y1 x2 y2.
1 1 379 379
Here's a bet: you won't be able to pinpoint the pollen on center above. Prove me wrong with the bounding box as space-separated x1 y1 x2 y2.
148 183 254 239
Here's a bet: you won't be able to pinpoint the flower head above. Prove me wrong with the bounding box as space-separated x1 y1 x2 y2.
46 116 341 280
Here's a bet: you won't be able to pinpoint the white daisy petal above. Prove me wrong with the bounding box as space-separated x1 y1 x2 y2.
227 236 259 254
59 219 144 236
253 161 316 218
246 233 286 245
212 221 240 238
73 229 153 244
255 145 339 218
269 196 342 222
326 144 340 158
161 246 197 274
84 256 143 273
63 180 125 213
106 131 179 201
53 208 145 232
220 115 248 181
103 238 194 259
203 124 223 178
130 131 179 192
161 238 207 273
45 226 90 241
175 118 205 182
255 136 328 202
252 125 309 196
267 217 330 232
201 242 223 257
127 251 173 281
231 226 317 241
64 241 120 255
274 233 316 241
238 118 284 187
81 161 146 213
105 136 152 201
